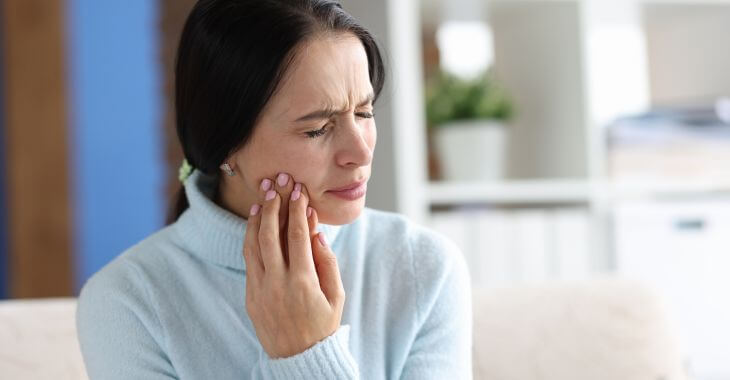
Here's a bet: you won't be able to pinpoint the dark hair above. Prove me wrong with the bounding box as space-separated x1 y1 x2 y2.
167 0 386 224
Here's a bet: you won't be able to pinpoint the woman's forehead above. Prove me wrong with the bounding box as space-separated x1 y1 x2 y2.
268 35 373 121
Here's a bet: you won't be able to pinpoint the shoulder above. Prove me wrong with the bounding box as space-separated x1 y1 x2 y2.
359 208 470 315
75 228 179 377
79 225 180 296
360 207 465 270
76 225 182 334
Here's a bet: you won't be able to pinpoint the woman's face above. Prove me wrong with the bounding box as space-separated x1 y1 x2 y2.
230 33 376 225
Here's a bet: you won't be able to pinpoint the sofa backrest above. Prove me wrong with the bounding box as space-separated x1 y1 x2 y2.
0 298 88 380
471 277 688 380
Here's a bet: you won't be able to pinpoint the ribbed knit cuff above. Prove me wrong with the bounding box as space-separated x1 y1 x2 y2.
264 324 359 380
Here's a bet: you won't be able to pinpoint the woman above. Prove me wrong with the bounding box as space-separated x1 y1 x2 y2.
76 0 472 378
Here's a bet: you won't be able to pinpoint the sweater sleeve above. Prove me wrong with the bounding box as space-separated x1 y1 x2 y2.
400 230 474 379
249 324 359 379
76 262 177 380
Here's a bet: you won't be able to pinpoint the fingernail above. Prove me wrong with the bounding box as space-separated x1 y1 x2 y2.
249 204 260 216
318 232 327 246
277 173 289 187
291 183 302 201
307 207 313 218
261 178 272 191
265 190 276 201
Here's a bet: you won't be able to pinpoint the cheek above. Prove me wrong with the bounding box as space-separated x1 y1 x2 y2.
274 143 330 190
280 142 325 169
368 121 377 148
241 140 283 172
236 137 298 190
236 125 328 193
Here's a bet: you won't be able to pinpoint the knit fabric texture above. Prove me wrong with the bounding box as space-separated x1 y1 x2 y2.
76 170 473 379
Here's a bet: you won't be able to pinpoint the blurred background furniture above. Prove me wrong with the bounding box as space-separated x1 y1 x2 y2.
1 1 728 378
415 1 730 377
472 277 689 380
0 298 87 380
0 279 690 380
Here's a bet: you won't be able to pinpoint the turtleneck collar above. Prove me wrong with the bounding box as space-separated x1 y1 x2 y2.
173 170 343 271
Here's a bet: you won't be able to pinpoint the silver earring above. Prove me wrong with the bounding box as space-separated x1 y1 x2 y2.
220 163 235 177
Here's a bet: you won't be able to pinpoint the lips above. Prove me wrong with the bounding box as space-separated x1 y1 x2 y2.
327 179 366 192
326 180 367 201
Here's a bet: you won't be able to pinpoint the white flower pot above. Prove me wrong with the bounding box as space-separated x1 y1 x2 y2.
433 119 508 181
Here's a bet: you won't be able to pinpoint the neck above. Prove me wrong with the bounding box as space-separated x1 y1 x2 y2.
215 176 256 221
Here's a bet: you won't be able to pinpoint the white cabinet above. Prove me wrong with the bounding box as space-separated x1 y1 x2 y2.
428 207 593 290
615 199 730 378
347 0 730 375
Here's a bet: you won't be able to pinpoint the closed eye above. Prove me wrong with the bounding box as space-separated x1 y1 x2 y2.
304 112 374 139
305 125 329 139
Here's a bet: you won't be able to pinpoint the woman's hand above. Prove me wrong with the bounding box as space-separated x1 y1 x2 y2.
242 173 346 359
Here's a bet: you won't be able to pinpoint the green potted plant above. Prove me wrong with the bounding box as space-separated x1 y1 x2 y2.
425 68 514 181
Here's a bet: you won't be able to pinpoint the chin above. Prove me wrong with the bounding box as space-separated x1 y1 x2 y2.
316 197 366 225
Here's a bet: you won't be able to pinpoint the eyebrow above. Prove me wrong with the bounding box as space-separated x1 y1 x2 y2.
294 92 374 122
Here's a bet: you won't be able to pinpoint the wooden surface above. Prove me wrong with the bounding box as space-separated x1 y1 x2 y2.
1 0 73 297
161 0 197 220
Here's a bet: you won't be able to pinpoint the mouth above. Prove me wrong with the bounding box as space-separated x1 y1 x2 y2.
327 179 367 192
326 179 368 200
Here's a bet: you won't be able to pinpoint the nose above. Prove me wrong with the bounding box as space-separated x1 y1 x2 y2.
335 115 373 168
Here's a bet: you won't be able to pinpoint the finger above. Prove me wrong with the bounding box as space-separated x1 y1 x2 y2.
275 173 294 231
259 188 285 273
307 205 317 238
259 177 273 196
312 230 345 307
287 183 317 277
243 203 264 283
308 207 322 275
252 177 274 268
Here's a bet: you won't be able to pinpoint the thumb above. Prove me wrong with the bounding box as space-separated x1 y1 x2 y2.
312 232 344 305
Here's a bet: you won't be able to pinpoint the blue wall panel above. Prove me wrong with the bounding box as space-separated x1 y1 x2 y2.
68 0 165 292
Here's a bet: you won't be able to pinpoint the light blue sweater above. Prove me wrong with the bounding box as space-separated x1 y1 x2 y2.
76 170 473 379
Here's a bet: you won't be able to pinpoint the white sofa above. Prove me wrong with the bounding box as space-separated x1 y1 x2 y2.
0 277 687 380
0 298 88 379
471 277 689 380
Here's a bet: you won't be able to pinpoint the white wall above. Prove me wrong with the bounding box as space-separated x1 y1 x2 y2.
340 0 429 222
644 4 730 105
488 1 589 179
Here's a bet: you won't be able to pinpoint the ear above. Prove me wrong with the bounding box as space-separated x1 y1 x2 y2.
220 151 238 171
220 149 245 176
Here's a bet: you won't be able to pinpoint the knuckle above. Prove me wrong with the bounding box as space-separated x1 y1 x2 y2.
288 226 308 242
320 254 338 267
243 244 256 259
290 275 313 291
334 285 346 299
259 234 278 249
334 289 346 306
